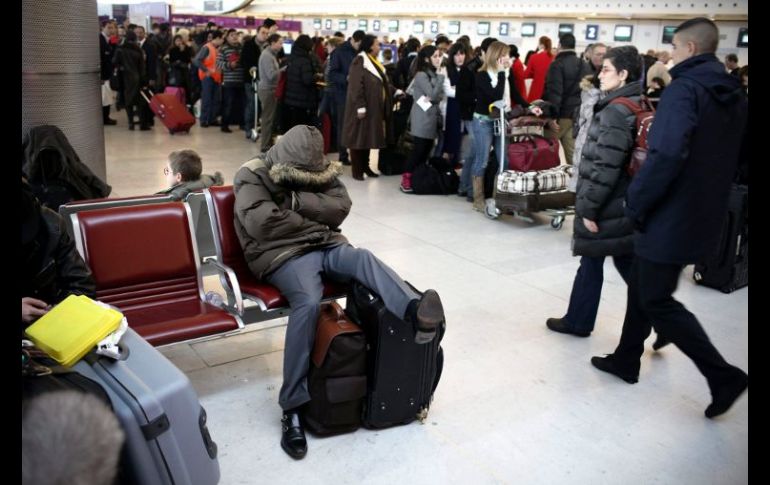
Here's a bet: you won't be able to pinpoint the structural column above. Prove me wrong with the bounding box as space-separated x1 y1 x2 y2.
22 0 107 181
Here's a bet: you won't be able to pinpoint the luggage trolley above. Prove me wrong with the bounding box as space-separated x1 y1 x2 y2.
488 100 575 230
248 70 260 142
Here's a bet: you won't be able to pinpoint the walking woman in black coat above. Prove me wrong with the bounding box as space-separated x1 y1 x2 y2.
112 31 150 130
546 46 660 341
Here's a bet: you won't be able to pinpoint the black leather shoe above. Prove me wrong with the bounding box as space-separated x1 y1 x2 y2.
280 411 307 459
591 355 639 384
221 126 232 133
103 118 117 125
340 159 352 166
413 290 444 344
652 333 670 351
364 167 380 178
546 318 590 337
705 370 748 418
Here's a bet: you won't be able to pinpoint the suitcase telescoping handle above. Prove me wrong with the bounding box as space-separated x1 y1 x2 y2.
139 87 154 105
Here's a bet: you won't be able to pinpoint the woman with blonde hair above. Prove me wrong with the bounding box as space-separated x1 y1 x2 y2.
468 41 540 215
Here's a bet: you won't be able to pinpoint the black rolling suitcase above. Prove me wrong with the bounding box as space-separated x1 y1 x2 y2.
693 184 748 293
345 282 444 429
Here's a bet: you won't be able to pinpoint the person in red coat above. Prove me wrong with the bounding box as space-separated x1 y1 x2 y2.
524 36 554 102
508 44 527 106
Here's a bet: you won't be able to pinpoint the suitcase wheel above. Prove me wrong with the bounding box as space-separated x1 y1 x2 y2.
551 215 565 230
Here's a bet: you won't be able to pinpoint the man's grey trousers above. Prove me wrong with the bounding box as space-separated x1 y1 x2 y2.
267 244 418 411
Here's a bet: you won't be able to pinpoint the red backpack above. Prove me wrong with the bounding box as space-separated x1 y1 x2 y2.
610 96 655 176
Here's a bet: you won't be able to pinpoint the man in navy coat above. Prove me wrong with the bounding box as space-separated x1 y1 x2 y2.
326 30 364 165
591 18 748 418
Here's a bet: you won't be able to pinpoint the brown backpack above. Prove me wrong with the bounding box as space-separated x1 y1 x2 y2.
304 302 367 436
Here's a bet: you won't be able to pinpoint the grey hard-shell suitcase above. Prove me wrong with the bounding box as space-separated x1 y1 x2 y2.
74 328 220 485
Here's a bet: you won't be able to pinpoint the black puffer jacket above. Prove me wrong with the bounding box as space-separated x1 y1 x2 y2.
543 51 590 118
284 48 318 109
573 81 641 257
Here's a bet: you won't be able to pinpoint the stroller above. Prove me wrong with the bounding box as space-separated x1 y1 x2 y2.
487 100 575 230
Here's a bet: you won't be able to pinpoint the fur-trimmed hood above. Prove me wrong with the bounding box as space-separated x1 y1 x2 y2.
580 74 598 92
269 161 343 187
261 125 342 187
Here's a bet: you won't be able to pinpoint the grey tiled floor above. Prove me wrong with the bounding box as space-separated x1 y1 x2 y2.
104 119 747 484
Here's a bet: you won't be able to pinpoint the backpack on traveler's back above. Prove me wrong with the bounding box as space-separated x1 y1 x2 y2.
609 96 655 176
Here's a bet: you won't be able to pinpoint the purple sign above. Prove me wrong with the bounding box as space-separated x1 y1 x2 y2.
169 14 301 31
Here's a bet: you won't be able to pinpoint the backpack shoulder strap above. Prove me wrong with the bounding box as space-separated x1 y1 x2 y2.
609 96 641 114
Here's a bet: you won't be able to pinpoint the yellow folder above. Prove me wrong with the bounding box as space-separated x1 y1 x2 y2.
25 294 123 367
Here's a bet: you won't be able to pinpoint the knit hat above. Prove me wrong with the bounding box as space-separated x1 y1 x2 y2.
266 125 342 187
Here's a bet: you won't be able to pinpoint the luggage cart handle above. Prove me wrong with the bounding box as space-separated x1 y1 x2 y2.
495 100 507 177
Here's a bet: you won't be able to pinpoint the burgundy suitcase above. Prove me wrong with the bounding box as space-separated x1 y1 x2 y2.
141 90 195 134
507 135 560 172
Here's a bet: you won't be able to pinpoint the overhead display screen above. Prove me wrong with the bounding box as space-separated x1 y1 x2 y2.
559 24 574 36
521 23 536 37
614 25 633 42
737 27 748 47
662 25 676 44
